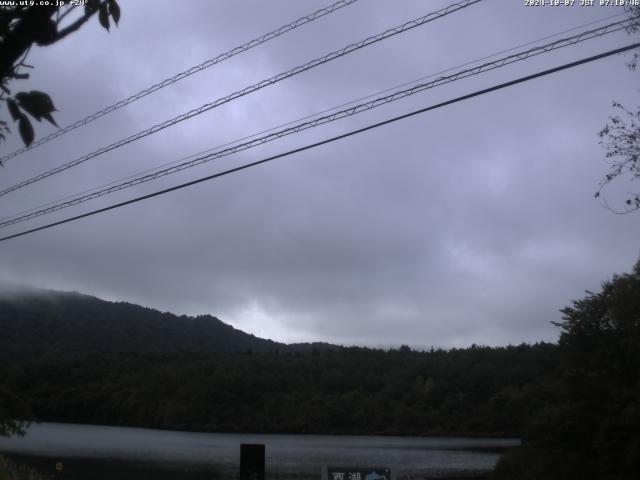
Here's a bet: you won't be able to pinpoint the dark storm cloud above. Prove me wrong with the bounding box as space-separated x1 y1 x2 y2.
1 0 639 347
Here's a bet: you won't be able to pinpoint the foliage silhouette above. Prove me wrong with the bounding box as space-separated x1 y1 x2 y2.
492 261 640 480
596 6 640 213
0 0 120 148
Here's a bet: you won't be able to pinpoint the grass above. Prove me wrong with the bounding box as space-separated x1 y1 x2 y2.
0 456 50 480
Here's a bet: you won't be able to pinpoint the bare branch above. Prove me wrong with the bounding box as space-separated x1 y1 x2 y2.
54 7 98 42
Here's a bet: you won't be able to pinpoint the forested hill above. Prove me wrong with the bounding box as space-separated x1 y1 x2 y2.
0 284 562 438
0 286 325 359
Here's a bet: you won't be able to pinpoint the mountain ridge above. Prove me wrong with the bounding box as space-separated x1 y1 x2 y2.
0 285 334 359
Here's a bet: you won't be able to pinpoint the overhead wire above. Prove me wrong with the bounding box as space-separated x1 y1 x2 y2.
0 0 483 198
0 9 619 225
0 16 634 229
1 42 637 243
0 0 361 164
2 10 626 227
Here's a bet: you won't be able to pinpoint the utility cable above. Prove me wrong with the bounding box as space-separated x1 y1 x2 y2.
4 10 621 225
4 10 626 223
33 1 627 224
0 17 632 229
0 0 483 198
1 42 637 243
0 0 360 164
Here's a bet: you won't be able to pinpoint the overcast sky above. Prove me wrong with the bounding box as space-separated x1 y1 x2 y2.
0 0 639 348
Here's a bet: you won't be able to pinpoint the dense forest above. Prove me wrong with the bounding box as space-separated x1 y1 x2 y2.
1 343 559 437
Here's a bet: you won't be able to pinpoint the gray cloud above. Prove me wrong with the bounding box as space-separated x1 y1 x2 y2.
1 0 639 348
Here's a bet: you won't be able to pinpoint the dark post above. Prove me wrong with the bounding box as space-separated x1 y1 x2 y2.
240 443 265 480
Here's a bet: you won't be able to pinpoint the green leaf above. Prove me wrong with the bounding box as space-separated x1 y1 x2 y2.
99 3 110 31
85 0 100 14
108 0 121 25
6 98 21 121
18 115 34 146
33 18 58 46
15 91 57 125
41 112 58 127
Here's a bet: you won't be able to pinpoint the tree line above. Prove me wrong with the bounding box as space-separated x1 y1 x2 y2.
1 343 559 438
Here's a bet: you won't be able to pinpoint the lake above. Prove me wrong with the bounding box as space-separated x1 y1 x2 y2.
0 423 519 479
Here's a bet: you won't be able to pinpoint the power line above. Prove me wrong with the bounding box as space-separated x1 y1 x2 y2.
0 0 483 198
0 17 632 229
3 13 625 226
1 42 637 244
1 9 631 227
7 11 625 227
0 0 361 164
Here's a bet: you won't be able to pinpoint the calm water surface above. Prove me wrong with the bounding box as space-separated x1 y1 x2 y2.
0 423 519 479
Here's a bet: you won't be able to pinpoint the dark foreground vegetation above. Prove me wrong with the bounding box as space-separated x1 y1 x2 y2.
491 263 640 480
0 455 49 480
1 262 639 479
1 453 221 480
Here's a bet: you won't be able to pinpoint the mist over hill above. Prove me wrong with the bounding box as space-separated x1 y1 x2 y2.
0 283 562 438
0 285 329 359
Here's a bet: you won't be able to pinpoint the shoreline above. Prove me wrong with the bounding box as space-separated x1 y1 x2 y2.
2 453 491 480
18 419 521 441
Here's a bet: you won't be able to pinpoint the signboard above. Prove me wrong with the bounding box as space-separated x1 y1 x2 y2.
327 467 391 480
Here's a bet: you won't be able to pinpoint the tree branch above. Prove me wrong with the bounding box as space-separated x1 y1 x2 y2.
0 6 56 81
54 6 101 42
0 2 107 80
